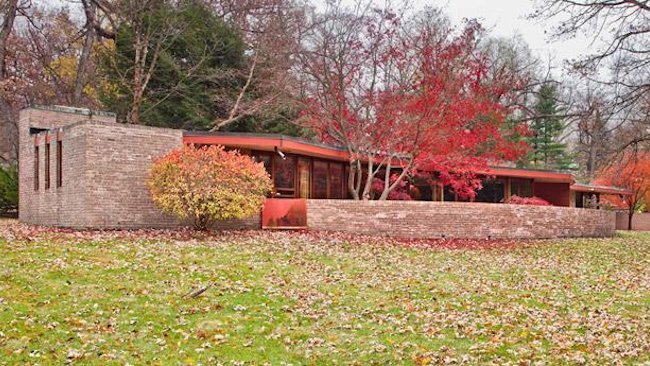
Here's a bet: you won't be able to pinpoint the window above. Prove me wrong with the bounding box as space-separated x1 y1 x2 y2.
475 178 505 203
273 155 295 197
34 146 39 191
312 160 329 199
510 179 532 197
329 163 344 199
443 186 456 202
56 140 62 188
45 143 50 189
298 158 310 198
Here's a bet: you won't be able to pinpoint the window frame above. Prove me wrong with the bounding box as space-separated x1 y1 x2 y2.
56 140 62 188
44 142 50 190
34 145 39 191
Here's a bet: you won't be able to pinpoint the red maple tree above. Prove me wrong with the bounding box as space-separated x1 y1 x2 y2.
299 6 527 200
594 152 650 230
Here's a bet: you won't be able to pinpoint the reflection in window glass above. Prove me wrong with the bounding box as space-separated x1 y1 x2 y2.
443 186 456 202
475 178 505 203
510 179 532 197
298 159 310 198
329 163 343 199
274 155 295 190
313 161 328 199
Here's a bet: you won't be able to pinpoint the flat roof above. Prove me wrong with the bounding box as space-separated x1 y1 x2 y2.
182 132 610 186
183 131 349 161
571 183 633 196
481 166 574 183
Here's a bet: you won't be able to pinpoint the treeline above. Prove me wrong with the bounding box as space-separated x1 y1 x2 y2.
0 0 648 183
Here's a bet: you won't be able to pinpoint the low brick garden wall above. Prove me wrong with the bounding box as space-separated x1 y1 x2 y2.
306 200 616 239
616 212 650 231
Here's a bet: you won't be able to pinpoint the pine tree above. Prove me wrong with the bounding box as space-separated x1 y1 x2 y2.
527 84 574 171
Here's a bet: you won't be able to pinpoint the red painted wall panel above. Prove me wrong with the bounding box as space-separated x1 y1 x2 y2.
262 198 307 229
533 182 571 207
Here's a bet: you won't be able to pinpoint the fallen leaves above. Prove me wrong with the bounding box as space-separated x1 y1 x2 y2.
0 224 649 364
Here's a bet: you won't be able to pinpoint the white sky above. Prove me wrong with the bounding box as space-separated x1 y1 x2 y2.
432 0 591 67
316 0 597 74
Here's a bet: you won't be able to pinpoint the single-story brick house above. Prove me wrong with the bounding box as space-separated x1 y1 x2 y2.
18 105 631 238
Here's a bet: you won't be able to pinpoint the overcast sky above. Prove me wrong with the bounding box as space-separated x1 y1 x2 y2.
315 0 596 75
432 0 591 67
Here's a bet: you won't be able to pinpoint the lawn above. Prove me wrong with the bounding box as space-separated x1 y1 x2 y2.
0 224 649 365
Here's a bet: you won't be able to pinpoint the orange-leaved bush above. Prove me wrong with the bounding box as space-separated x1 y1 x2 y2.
147 145 272 230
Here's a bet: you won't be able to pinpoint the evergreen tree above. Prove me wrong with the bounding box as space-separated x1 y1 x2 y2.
527 84 574 170
99 0 246 130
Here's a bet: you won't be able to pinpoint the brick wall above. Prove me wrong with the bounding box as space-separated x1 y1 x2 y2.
616 212 650 231
307 200 616 239
19 106 260 230
19 107 117 226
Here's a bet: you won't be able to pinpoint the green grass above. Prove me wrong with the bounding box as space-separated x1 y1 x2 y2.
1 228 649 365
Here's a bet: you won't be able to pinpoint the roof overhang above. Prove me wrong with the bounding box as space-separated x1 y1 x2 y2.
183 132 350 161
481 167 574 183
571 183 633 196
182 132 586 185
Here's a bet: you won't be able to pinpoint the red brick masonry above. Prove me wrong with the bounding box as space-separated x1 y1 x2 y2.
307 200 616 239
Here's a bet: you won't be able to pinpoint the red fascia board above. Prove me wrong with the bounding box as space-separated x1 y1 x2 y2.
480 167 574 183
183 135 575 178
183 135 351 161
571 184 633 196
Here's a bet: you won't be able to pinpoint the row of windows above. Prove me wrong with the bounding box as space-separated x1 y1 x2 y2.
249 151 347 199
34 140 62 191
413 178 534 203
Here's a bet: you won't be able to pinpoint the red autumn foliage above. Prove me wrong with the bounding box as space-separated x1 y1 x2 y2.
0 221 528 251
594 152 650 230
506 195 551 206
300 8 528 201
371 174 414 200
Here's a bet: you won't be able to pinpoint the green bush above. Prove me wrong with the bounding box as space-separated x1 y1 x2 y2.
0 164 18 214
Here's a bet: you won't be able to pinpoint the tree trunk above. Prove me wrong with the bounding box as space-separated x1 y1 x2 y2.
0 0 19 161
74 0 97 105
628 209 634 231
0 0 18 79
347 161 360 200
361 159 375 200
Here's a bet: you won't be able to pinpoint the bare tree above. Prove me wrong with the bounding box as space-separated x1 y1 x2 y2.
73 0 98 106
532 0 650 152
569 86 619 179
0 0 20 162
208 0 305 131
532 0 650 103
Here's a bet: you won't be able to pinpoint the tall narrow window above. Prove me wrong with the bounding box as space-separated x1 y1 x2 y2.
298 158 310 198
34 146 39 191
56 140 62 188
329 163 344 199
45 143 50 190
313 160 328 199
273 155 296 197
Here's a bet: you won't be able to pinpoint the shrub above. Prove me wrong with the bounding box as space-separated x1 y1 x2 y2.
0 164 18 214
506 195 551 206
147 145 272 230
370 174 413 200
